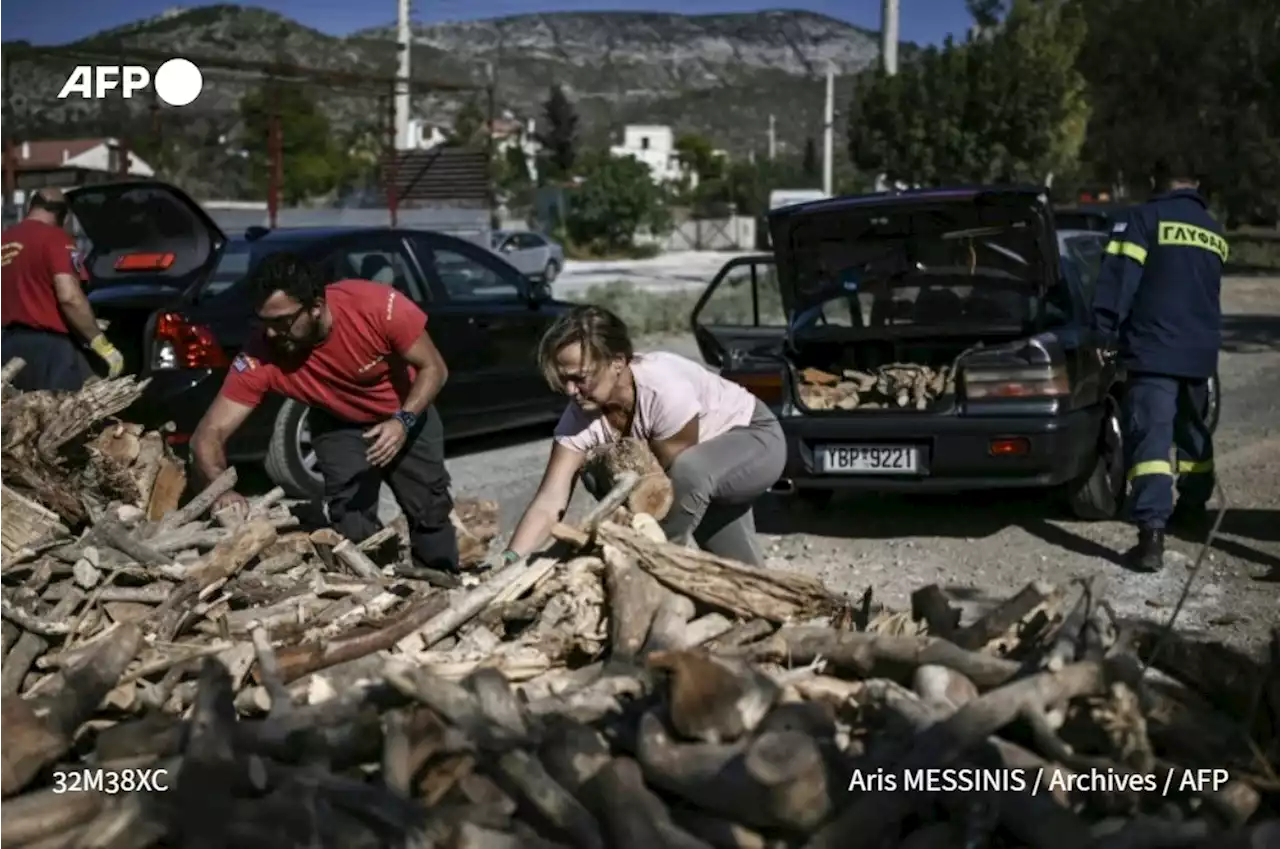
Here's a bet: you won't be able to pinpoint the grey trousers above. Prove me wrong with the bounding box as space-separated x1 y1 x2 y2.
584 400 786 565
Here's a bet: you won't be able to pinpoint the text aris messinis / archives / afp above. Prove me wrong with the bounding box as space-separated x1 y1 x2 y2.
847 767 1233 796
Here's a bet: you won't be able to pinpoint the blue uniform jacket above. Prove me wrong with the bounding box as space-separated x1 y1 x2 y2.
1090 188 1226 379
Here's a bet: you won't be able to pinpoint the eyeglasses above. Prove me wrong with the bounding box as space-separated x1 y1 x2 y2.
253 306 305 333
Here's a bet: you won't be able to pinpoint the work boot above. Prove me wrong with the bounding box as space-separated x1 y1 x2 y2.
1124 528 1165 573
1169 502 1212 536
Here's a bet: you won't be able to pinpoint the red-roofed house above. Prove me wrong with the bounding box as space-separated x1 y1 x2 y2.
4 137 156 207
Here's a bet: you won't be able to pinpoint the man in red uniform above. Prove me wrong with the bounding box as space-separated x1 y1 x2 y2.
190 252 459 574
1 188 124 391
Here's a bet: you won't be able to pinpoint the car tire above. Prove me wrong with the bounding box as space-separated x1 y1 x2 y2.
1063 398 1125 521
263 399 324 499
544 260 560 283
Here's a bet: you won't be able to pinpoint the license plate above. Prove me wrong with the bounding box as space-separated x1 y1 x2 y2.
820 444 920 474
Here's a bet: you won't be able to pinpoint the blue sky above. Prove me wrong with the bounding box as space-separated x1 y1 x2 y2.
4 0 976 47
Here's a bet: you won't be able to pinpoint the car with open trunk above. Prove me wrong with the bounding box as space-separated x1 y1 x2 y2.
690 186 1220 519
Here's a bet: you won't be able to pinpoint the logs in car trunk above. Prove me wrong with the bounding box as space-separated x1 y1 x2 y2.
2 370 1277 848
797 365 957 411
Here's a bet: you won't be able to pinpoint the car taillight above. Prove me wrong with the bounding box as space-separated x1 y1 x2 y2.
963 364 1069 399
152 312 229 370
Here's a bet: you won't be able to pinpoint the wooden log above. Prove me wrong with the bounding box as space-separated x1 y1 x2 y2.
642 591 698 654
148 519 277 641
584 438 674 520
745 626 1022 689
1 357 26 385
0 785 105 846
1 623 141 797
952 580 1059 651
805 661 1112 849
910 584 960 640
635 709 833 833
2 591 84 696
151 467 237 535
580 757 714 849
647 649 781 744
272 591 450 683
595 522 838 623
602 544 666 663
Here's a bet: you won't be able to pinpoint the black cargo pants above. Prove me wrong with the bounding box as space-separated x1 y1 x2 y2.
1 326 94 392
309 404 459 572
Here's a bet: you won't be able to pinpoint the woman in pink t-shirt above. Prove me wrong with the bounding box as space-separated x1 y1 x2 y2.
500 305 786 565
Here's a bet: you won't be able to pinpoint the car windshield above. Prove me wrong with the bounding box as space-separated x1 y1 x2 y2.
489 232 508 248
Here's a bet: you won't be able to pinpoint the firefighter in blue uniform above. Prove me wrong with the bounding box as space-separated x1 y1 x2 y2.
1091 156 1226 572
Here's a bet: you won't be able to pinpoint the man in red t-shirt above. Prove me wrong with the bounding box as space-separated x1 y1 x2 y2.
190 252 458 575
1 188 124 391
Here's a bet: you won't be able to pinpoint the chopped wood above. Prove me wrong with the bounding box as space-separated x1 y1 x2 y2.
0 376 1274 847
797 362 957 411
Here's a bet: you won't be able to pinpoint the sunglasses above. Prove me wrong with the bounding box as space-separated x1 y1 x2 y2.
254 305 306 332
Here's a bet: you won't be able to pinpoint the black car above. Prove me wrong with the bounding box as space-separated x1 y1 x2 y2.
689 186 1221 519
70 181 574 498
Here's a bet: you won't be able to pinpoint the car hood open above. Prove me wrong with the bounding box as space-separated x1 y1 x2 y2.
765 187 1060 323
66 181 225 288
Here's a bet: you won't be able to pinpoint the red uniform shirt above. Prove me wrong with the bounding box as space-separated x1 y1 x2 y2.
1 219 86 334
220 279 427 424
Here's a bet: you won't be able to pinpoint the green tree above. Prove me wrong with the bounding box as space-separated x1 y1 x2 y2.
566 152 668 251
846 0 1089 186
240 84 346 204
802 137 819 180
536 85 580 181
1072 0 1280 221
674 133 724 183
449 97 485 147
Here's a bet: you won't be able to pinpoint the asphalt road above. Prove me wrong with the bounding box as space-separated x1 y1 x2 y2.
386 276 1279 652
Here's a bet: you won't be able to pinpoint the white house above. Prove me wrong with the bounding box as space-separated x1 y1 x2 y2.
6 138 155 210
488 114 542 184
405 118 450 151
609 125 693 186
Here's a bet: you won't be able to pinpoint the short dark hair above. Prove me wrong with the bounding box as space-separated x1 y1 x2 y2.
1152 153 1199 188
537 304 634 391
249 252 325 311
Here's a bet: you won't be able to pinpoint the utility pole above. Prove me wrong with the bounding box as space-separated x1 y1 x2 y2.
881 0 899 75
394 0 412 149
767 114 776 161
822 61 834 196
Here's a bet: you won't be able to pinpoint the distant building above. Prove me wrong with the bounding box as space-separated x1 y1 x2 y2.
405 119 450 151
4 137 155 210
487 114 542 184
609 125 693 186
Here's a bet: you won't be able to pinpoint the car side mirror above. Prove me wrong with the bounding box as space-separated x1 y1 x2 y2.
529 279 552 303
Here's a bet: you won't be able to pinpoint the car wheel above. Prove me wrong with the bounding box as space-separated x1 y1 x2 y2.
263 398 324 499
1205 370 1221 434
1063 398 1125 520
544 260 560 283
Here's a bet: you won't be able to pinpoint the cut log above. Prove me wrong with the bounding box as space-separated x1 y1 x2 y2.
584 438 674 521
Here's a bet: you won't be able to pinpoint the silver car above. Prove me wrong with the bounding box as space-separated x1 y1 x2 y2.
490 230 564 282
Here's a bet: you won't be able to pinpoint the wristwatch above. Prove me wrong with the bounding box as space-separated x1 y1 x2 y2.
393 409 417 431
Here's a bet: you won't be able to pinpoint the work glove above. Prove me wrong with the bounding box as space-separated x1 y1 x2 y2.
89 335 125 378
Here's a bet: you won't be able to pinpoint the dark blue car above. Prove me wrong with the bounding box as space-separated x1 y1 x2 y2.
69 180 574 497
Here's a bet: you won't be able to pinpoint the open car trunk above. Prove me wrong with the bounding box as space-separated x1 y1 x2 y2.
768 187 1059 414
67 181 226 374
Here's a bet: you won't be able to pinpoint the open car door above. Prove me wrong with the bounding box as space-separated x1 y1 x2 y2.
690 255 786 366
690 255 788 404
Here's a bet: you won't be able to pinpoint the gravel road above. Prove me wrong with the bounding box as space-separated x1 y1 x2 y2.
428 276 1279 652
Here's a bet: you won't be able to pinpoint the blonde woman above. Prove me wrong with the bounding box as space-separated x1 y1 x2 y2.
499 305 786 566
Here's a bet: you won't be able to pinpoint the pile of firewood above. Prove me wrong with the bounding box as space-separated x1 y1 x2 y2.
3 370 1279 849
797 365 956 411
